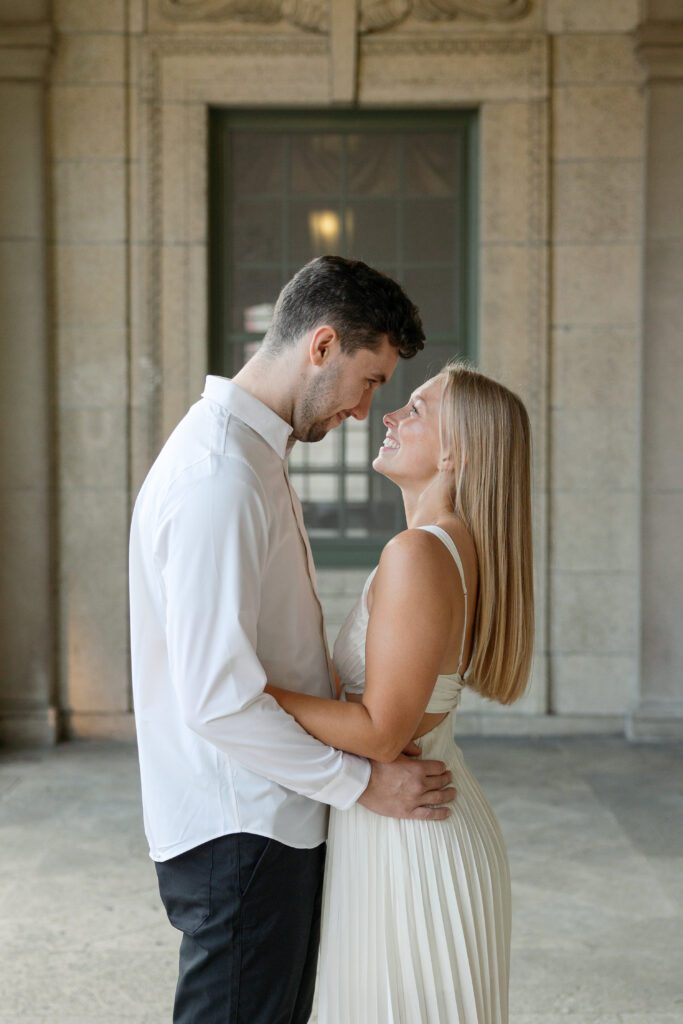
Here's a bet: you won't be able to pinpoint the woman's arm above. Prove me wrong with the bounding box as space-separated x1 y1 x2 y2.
265 530 456 762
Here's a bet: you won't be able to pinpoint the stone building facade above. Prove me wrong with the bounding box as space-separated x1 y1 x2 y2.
1 0 682 746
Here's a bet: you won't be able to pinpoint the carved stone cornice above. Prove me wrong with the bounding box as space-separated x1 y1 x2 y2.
0 22 52 80
159 0 531 33
636 21 683 81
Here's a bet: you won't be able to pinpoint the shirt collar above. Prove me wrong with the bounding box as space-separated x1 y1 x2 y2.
202 376 293 460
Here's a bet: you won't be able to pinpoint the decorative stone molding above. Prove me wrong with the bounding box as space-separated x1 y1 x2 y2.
159 0 531 33
636 21 683 80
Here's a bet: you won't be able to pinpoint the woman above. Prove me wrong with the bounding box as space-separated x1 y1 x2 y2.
266 360 534 1023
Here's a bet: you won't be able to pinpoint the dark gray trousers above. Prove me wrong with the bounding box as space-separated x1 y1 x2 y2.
155 833 326 1024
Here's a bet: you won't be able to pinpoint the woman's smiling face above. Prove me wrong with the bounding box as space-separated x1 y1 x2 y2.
373 374 446 486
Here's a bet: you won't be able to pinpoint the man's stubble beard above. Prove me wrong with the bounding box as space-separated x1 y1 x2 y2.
293 362 342 443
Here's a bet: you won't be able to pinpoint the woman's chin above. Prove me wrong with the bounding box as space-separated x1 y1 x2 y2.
372 452 396 481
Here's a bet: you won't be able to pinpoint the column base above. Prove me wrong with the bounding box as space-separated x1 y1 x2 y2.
61 711 137 742
0 708 58 748
626 701 683 742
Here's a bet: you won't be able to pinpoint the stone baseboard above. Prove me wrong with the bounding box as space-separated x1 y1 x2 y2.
626 706 683 742
7 709 679 745
455 712 627 737
0 708 58 748
63 711 137 743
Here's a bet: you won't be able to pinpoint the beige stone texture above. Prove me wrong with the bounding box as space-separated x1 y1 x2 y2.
0 0 48 20
553 85 644 160
54 244 126 328
0 83 44 239
360 36 548 104
550 571 637 655
550 490 638 573
641 492 683 705
647 83 683 241
642 240 683 493
160 102 206 244
551 326 638 410
551 406 639 491
481 100 546 243
551 654 638 715
553 160 642 243
479 243 533 394
0 239 47 393
552 244 641 326
51 33 125 84
546 0 641 34
59 486 129 714
553 33 643 84
53 161 126 243
57 327 128 408
160 52 329 106
0 489 52 706
647 0 683 16
53 0 125 32
159 243 206 439
51 85 125 161
59 406 127 490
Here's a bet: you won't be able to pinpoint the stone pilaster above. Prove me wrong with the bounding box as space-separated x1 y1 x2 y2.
629 19 683 741
0 15 56 745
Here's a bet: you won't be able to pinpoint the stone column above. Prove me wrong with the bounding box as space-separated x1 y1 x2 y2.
0 5 55 745
547 1 645 725
50 0 136 739
630 16 683 740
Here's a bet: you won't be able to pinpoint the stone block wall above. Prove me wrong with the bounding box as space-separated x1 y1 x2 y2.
1 0 682 744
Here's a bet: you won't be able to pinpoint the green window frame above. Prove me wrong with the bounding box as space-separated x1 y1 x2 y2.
209 108 479 567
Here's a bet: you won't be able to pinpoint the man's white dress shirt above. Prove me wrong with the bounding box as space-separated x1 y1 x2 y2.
129 376 371 862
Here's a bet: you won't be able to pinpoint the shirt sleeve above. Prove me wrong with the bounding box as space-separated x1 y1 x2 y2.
155 457 370 810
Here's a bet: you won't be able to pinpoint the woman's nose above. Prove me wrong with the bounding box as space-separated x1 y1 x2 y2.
383 409 398 428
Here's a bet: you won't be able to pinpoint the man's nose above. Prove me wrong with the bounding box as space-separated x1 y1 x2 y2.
351 390 373 421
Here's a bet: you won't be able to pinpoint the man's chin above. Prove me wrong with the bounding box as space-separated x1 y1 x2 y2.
299 423 329 444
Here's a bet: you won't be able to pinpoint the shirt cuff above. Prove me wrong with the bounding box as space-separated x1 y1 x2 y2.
313 751 371 810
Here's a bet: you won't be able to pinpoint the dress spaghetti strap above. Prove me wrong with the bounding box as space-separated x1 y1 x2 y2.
417 524 469 677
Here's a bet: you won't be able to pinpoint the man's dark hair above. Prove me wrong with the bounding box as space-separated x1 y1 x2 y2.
263 255 425 359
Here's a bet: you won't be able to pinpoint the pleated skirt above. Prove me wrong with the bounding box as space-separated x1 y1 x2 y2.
314 714 511 1024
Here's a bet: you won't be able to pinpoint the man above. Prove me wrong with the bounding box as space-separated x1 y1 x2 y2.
129 256 457 1023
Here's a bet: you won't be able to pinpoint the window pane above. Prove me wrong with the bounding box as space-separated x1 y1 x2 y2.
232 133 284 196
230 268 282 333
345 419 369 468
403 199 458 263
232 200 283 263
347 200 397 264
404 133 461 197
347 134 400 197
290 134 342 195
402 266 459 336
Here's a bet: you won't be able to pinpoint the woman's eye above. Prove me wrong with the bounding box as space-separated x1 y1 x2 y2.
410 404 418 415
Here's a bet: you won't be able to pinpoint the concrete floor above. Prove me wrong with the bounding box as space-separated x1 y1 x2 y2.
1 737 682 1024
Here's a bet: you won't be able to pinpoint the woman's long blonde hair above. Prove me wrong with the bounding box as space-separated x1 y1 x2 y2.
440 360 534 705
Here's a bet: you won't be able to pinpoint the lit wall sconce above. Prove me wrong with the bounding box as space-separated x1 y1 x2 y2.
308 208 354 255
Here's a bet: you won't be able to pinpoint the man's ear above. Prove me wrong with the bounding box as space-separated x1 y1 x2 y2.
309 325 338 368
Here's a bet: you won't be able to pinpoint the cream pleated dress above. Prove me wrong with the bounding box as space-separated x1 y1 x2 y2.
315 525 511 1024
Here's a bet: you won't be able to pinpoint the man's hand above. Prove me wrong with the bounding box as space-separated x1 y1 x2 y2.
358 755 456 820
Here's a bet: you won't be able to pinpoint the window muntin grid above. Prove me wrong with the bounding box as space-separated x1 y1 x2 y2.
210 110 477 566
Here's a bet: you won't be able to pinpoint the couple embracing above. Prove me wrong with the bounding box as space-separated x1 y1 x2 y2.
129 256 534 1024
